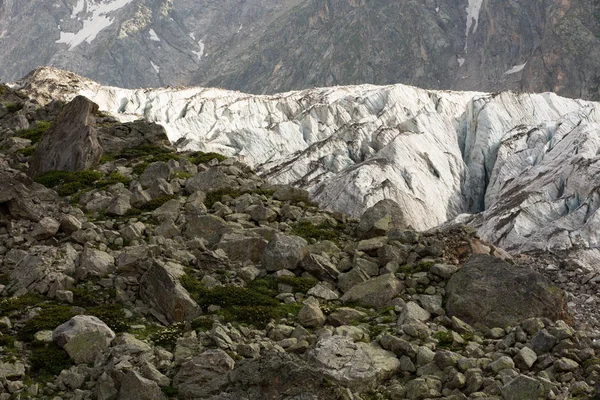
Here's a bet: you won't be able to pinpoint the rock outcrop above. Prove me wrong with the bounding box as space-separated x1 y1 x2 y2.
28 96 102 177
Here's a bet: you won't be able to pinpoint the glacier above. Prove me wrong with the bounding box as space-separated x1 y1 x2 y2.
15 67 600 254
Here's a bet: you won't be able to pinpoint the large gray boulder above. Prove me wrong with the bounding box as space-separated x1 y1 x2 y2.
340 274 404 308
173 349 235 398
53 315 115 363
445 255 571 328
139 261 201 324
262 233 309 272
357 199 409 239
185 168 236 194
29 96 102 177
308 335 400 392
0 170 60 221
118 370 167 400
185 214 232 246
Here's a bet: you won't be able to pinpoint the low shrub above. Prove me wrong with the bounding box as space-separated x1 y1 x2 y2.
18 305 76 342
15 121 51 144
29 343 72 378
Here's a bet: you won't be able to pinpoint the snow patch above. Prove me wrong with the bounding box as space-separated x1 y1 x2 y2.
192 40 205 60
503 62 527 75
464 0 484 52
149 29 160 42
151 61 160 74
56 0 135 50
458 58 465 67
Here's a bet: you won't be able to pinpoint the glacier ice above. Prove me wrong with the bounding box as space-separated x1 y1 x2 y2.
15 67 600 254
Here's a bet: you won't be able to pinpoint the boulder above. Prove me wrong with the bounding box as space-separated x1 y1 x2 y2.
31 216 60 240
77 247 115 280
97 120 171 155
118 370 167 400
53 315 115 349
173 349 235 398
185 168 236 194
262 233 309 272
308 335 400 392
340 274 404 308
445 255 571 328
217 233 268 263
185 214 232 246
139 261 201 324
297 298 326 328
29 96 102 177
356 199 408 239
0 170 60 221
501 375 547 400
139 162 172 188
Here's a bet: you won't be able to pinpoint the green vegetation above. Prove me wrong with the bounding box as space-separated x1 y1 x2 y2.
0 85 6 96
0 294 43 316
162 386 179 398
399 261 435 275
87 304 129 332
138 194 178 212
35 170 102 189
432 330 453 349
187 151 226 164
204 188 275 209
277 276 318 293
180 275 304 328
15 121 51 144
18 305 76 342
17 146 36 157
29 343 72 379
291 220 345 244
3 101 23 114
95 171 131 188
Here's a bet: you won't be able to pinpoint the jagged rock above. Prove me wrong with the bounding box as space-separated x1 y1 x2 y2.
356 200 408 239
139 162 173 188
118 370 166 400
9 246 76 295
0 170 60 221
398 302 432 325
53 315 115 349
501 375 547 400
0 362 24 379
173 349 235 398
64 330 112 364
327 307 368 327
185 168 235 194
405 376 442 399
272 186 310 202
531 329 557 355
60 215 82 234
262 233 309 272
298 298 326 328
445 255 570 328
216 233 268 263
98 120 171 155
119 221 146 243
151 198 182 222
139 261 200 324
185 214 232 246
112 333 152 355
337 266 370 293
430 263 459 279
514 347 538 370
299 254 340 283
31 216 60 240
340 274 404 308
77 247 115 280
106 194 132 216
309 335 400 392
29 96 102 177
306 284 339 300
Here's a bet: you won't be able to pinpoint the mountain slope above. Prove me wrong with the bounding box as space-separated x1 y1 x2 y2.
1 0 600 99
15 67 600 256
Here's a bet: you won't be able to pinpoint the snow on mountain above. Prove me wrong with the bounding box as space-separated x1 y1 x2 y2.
15 67 600 255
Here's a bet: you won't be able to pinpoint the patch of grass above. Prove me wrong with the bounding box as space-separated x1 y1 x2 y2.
17 146 36 157
162 386 179 398
71 286 104 307
0 273 10 286
87 304 128 332
3 101 23 114
149 323 185 349
15 121 51 144
95 171 131 188
138 194 178 212
0 294 43 315
181 275 300 328
0 333 15 347
115 144 173 160
277 276 318 293
173 171 193 180
291 220 344 243
186 151 226 164
35 170 103 189
18 305 76 342
0 85 6 96
132 162 150 175
29 343 72 378
399 261 435 275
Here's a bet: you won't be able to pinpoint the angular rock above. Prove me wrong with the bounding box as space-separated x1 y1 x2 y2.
299 253 340 283
308 335 400 392
398 301 431 325
64 330 111 364
298 298 326 328
29 96 102 177
139 162 172 188
140 261 201 324
262 233 309 272
53 315 115 348
118 370 166 400
217 233 268 263
514 346 537 370
173 349 235 398
356 199 408 239
185 214 232 246
340 274 404 308
77 247 115 280
60 215 82 234
445 255 570 328
31 216 60 240
185 168 235 194
501 375 547 400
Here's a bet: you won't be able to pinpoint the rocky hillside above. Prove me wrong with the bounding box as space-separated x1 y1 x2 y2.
1 73 600 400
1 0 600 99
13 67 600 264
